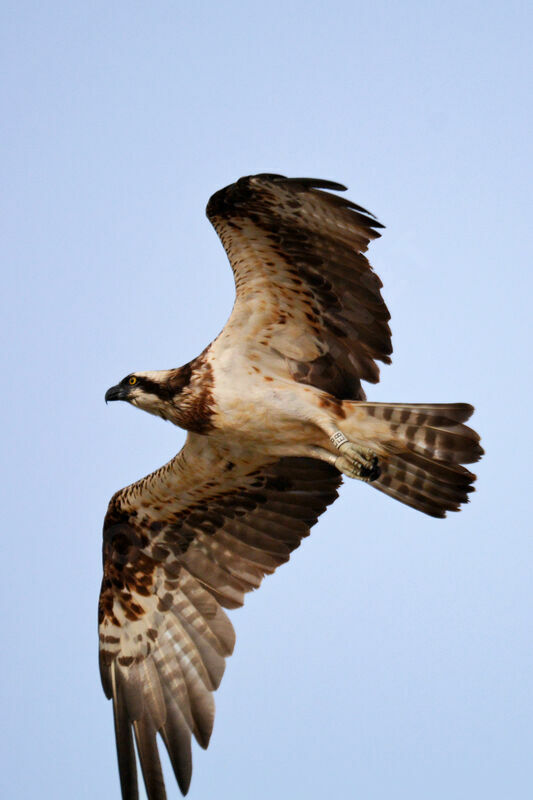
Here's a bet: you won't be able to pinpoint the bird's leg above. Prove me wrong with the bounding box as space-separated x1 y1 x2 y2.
306 440 380 483
328 431 381 483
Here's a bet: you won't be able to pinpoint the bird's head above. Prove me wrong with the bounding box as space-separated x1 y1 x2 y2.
105 371 173 420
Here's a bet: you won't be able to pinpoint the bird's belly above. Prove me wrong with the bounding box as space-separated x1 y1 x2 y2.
210 371 319 449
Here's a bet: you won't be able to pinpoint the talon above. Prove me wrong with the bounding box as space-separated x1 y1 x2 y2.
338 442 378 469
335 454 381 483
329 431 379 481
359 458 381 481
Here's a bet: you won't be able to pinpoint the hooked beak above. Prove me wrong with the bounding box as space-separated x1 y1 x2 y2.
105 384 128 403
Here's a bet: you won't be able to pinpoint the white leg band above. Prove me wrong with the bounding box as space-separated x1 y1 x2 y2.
330 431 349 449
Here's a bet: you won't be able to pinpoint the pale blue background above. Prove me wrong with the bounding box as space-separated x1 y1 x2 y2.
2 2 531 798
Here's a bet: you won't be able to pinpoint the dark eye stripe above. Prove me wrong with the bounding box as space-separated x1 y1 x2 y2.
136 377 172 401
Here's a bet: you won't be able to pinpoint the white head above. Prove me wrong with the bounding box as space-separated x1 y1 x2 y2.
105 370 175 420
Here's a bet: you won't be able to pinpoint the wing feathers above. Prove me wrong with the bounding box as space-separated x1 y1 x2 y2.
159 692 193 795
133 716 167 800
212 529 285 571
111 663 139 800
178 572 235 656
279 176 349 192
120 663 146 722
180 548 248 608
207 174 391 398
193 532 267 587
150 614 215 746
100 448 341 798
220 518 292 557
179 615 226 690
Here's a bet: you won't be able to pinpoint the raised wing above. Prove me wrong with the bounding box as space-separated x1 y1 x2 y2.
99 434 341 799
207 174 391 400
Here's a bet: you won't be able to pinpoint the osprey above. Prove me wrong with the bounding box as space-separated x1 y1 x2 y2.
101 174 482 799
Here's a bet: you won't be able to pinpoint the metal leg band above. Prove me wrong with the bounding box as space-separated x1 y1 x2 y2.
330 431 349 449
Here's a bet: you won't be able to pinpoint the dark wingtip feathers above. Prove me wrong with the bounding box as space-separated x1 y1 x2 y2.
284 176 348 192
206 172 384 228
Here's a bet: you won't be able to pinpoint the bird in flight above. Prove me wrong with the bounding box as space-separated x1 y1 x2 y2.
101 174 482 799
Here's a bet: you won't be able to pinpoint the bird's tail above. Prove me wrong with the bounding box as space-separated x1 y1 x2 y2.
341 402 483 517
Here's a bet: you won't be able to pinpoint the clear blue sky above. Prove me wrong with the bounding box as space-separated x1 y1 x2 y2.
2 2 532 798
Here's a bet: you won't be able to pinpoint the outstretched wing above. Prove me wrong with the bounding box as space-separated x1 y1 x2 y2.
207 174 391 400
99 434 341 799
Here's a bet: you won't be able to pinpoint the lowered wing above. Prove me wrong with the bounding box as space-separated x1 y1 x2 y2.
99 433 341 798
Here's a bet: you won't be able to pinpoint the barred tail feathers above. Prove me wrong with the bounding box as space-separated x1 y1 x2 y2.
342 402 483 518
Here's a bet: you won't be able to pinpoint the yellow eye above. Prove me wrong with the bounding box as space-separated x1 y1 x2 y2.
129 376 137 385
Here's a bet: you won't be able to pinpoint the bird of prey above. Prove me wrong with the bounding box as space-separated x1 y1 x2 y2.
101 174 482 799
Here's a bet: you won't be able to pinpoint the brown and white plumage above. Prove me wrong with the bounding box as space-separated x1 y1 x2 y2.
99 438 340 797
100 174 482 799
208 174 390 400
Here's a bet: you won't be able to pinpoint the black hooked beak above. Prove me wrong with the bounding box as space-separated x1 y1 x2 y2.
105 384 128 404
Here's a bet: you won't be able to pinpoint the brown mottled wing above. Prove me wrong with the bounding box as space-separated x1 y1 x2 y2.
207 174 391 400
99 434 341 799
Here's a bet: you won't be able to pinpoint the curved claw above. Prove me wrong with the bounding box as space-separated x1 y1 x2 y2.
335 454 381 483
338 441 377 469
329 432 380 482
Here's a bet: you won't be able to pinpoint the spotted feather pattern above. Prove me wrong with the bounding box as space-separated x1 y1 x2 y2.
207 174 391 399
100 174 483 799
99 435 341 798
